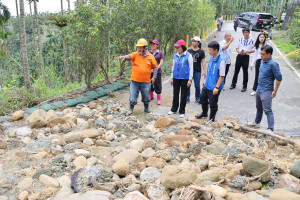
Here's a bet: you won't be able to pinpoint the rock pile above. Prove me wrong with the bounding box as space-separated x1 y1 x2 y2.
0 98 300 200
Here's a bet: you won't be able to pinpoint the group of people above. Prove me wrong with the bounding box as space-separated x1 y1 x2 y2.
118 27 282 132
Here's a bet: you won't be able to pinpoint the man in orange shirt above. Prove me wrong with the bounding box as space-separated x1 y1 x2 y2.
119 38 158 115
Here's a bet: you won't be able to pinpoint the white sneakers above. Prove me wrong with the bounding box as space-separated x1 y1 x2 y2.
168 111 175 115
247 121 260 128
168 111 184 118
250 91 256 96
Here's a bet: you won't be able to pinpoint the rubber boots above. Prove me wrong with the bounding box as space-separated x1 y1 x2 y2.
150 92 154 100
157 94 161 105
144 104 151 113
127 104 134 115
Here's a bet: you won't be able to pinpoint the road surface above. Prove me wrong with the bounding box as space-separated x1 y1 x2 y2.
118 22 300 136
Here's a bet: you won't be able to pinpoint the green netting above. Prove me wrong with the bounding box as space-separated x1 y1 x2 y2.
112 82 128 90
25 108 38 115
85 91 102 100
76 96 92 104
103 84 119 92
64 99 81 107
40 104 56 111
95 87 108 96
102 82 128 92
51 101 65 109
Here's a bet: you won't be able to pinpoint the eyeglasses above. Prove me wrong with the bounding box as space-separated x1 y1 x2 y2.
260 52 267 55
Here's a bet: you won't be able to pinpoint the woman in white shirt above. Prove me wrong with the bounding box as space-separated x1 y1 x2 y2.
250 33 267 96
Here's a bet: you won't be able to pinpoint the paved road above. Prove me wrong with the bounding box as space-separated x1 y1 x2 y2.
119 22 300 136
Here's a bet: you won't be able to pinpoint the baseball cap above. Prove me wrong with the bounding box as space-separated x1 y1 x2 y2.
173 40 186 47
150 40 159 45
191 36 201 42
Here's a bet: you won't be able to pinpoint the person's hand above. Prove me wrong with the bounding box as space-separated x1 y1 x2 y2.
202 80 206 87
250 66 254 70
203 73 207 78
151 78 155 85
213 88 219 95
230 37 234 42
187 80 192 88
118 56 125 61
171 78 173 86
272 91 277 98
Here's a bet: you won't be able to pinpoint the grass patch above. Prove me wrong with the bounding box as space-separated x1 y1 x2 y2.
273 32 300 65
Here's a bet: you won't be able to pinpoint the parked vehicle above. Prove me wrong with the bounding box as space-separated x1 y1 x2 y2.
238 12 274 30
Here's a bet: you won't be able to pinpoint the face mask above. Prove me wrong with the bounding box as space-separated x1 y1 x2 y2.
138 51 143 55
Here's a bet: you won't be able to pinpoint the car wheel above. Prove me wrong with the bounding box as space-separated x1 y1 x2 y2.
248 24 253 30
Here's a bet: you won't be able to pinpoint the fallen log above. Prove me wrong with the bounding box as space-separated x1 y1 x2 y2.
240 125 296 146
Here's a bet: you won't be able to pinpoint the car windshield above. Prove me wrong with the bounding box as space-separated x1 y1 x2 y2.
259 14 272 19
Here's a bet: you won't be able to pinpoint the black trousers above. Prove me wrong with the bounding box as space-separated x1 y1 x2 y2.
224 64 231 84
151 73 162 94
171 79 188 114
231 54 250 88
200 87 221 112
252 59 262 91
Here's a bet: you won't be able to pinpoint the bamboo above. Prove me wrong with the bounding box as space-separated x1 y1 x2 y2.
240 126 297 146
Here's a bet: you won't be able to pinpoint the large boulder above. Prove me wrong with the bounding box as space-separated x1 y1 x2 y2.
195 170 221 184
13 110 25 121
269 189 300 200
155 117 176 128
290 160 300 178
242 156 271 182
161 165 196 189
207 141 227 155
28 109 47 128
164 135 194 146
63 129 105 143
112 158 130 176
113 149 143 163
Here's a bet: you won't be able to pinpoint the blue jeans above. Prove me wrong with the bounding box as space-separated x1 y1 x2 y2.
255 90 274 131
129 80 151 105
187 70 201 102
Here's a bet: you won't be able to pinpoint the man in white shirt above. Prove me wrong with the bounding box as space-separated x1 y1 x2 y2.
219 33 234 86
229 28 255 92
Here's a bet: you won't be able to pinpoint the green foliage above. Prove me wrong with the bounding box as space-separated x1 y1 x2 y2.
287 10 300 48
0 86 38 115
273 33 300 66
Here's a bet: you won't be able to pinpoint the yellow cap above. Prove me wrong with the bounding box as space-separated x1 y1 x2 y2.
136 38 148 47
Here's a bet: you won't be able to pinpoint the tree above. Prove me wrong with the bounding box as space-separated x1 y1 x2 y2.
282 0 300 30
31 0 44 75
18 0 31 89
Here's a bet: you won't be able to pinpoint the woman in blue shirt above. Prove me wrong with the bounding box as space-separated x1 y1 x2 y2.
168 40 193 118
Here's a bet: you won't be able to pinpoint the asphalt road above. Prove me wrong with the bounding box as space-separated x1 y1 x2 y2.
119 22 300 136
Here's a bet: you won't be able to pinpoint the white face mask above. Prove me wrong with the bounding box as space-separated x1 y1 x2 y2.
138 51 143 55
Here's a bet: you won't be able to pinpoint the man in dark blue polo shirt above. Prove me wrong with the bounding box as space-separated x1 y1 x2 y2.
248 45 282 131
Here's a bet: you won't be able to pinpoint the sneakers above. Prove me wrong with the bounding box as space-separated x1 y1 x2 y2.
186 100 190 104
168 111 175 115
241 88 247 92
247 121 260 128
195 113 208 119
195 100 201 104
179 114 185 118
229 85 236 89
250 91 256 96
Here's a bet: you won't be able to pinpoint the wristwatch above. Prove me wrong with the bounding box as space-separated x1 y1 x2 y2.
215 86 219 89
